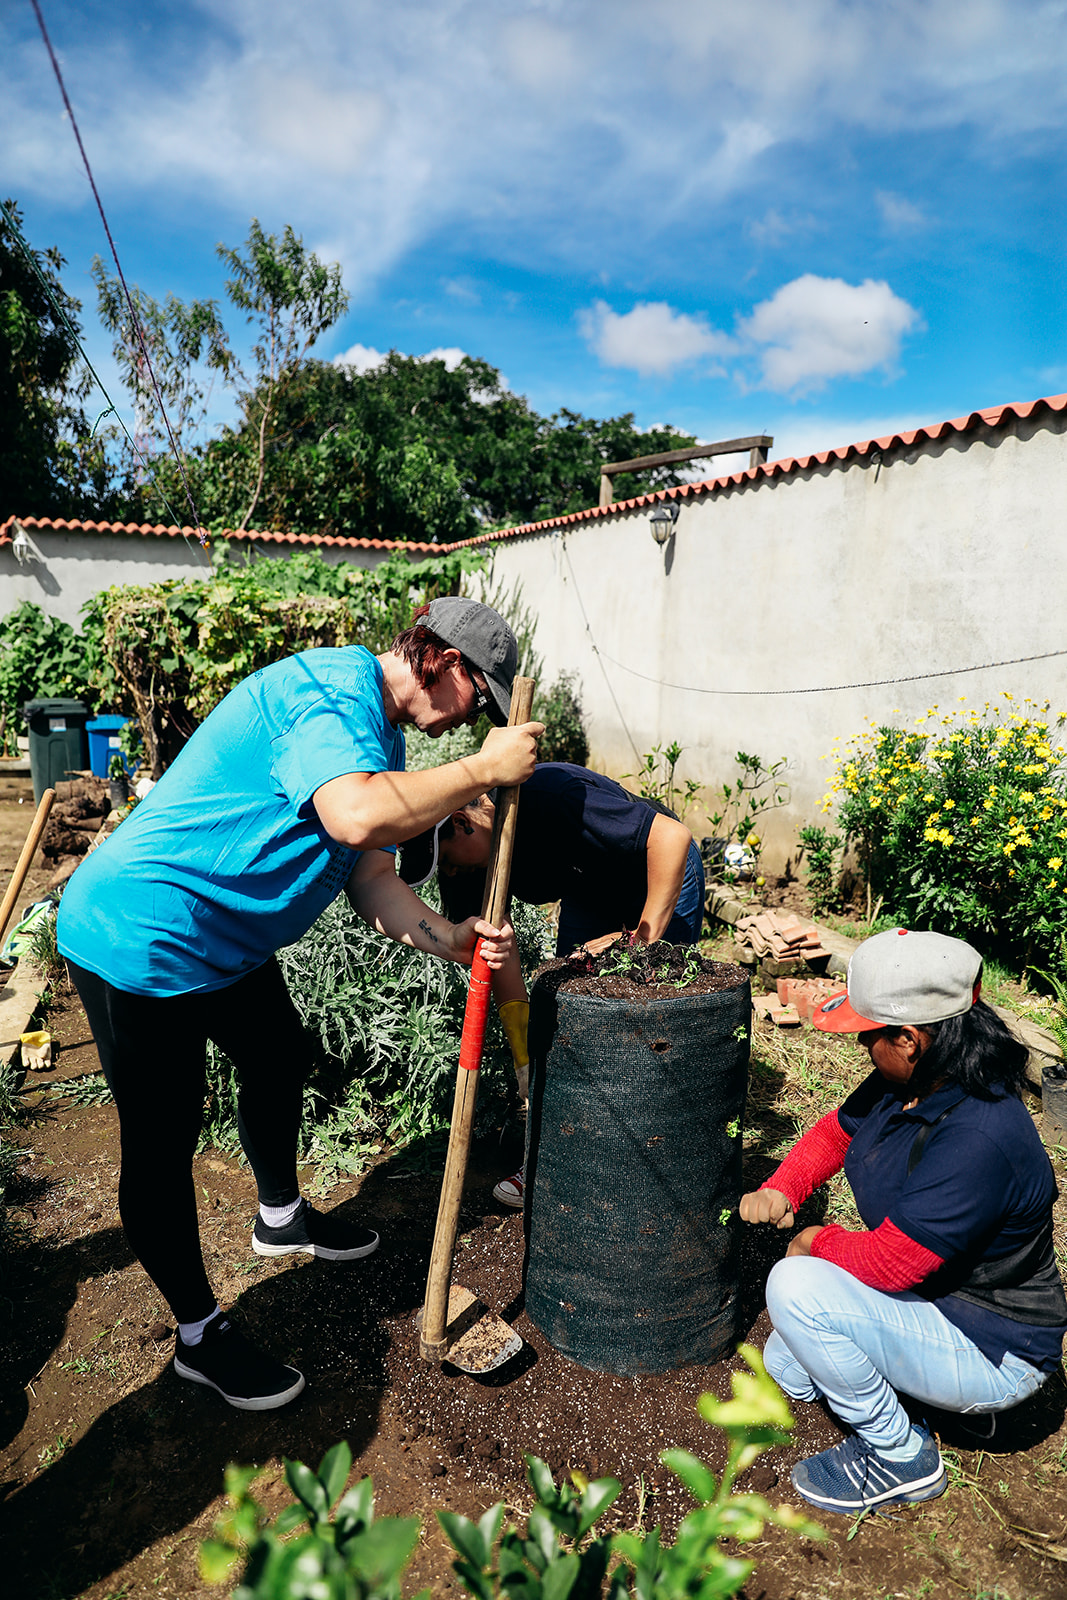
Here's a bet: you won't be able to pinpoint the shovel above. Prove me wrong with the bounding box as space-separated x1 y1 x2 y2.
418 675 535 1373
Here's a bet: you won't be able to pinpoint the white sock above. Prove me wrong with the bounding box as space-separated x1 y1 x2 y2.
880 1425 926 1462
259 1196 303 1230
179 1304 222 1347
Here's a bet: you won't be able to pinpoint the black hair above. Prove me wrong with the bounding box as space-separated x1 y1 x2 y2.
905 998 1029 1101
438 866 487 926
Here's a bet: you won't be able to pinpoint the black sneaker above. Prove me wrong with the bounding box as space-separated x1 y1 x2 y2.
252 1198 380 1261
173 1313 305 1411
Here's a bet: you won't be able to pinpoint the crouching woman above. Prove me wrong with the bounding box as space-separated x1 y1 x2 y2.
741 928 1067 1515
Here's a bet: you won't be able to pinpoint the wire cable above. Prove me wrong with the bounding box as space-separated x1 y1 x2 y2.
560 542 1067 698
1 198 209 560
30 0 209 547
560 536 643 760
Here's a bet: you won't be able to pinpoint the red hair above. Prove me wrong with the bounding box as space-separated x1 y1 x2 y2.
390 604 453 689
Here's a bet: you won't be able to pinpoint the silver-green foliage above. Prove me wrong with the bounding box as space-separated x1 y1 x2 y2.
203 888 553 1177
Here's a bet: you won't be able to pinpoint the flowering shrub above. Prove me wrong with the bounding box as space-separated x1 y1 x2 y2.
823 696 1067 969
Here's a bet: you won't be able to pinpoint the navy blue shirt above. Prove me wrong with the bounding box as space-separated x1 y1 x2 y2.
443 763 665 927
839 1071 1065 1370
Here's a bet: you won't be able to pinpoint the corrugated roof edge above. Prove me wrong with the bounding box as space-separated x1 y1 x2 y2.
448 389 1067 550
0 515 441 555
5 391 1065 556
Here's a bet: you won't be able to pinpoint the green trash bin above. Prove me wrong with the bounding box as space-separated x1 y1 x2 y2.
24 698 90 802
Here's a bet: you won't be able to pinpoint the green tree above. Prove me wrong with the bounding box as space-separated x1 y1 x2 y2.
218 220 349 529
0 199 121 518
189 350 698 541
92 259 234 479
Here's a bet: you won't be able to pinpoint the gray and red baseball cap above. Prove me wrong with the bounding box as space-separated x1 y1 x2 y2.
813 928 982 1033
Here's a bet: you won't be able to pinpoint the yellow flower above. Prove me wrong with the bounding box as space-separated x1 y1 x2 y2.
1050 858 1063 871
943 798 955 809
938 830 954 846
1003 842 1016 855
923 792 936 802
1041 808 1053 820
983 799 994 811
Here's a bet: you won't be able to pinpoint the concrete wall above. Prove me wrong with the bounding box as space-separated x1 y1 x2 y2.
484 405 1067 867
0 529 392 630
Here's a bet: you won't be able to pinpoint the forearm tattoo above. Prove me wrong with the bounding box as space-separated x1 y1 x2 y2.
418 918 441 946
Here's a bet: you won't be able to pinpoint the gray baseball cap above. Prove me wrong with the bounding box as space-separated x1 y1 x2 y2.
424 597 517 726
813 928 982 1032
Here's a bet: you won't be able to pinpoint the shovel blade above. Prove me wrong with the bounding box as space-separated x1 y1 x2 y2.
417 1284 524 1374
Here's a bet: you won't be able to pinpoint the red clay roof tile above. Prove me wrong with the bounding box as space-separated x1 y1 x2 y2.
4 391 1064 554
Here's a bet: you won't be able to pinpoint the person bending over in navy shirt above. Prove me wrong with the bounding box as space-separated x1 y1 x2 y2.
57 599 543 1411
398 763 705 1207
741 928 1066 1516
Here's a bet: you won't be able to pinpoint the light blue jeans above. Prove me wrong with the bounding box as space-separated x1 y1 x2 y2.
764 1256 1049 1454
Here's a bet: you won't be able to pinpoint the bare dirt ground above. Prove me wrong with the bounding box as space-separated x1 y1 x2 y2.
2 776 1066 1600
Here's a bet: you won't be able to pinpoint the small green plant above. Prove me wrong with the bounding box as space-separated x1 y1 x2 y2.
200 1443 422 1598
1028 933 1067 1057
704 753 790 873
796 824 843 918
624 741 702 821
534 670 589 767
203 1346 823 1600
37 1433 73 1468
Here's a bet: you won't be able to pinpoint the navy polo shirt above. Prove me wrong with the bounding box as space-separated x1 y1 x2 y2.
839 1071 1066 1371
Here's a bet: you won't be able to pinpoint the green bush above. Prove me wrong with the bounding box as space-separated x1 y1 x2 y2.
824 695 1067 968
534 671 589 767
79 546 486 776
200 1346 822 1599
796 824 842 918
201 889 554 1177
0 601 93 749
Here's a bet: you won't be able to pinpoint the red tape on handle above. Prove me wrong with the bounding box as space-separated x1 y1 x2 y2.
458 944 492 1072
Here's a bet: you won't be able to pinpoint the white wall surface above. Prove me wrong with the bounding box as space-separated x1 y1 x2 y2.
485 407 1067 867
0 529 392 629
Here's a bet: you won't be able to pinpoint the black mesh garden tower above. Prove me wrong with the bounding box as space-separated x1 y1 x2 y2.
524 971 751 1374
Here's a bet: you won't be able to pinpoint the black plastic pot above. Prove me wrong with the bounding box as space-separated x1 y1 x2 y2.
523 969 751 1374
1042 1064 1067 1146
109 776 130 809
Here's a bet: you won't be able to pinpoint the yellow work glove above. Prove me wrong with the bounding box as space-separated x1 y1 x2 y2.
498 999 530 1102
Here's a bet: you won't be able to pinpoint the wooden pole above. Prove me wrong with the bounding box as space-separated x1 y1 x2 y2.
420 677 535 1361
0 788 55 947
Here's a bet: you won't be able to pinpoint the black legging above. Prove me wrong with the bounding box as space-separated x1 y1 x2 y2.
68 957 309 1324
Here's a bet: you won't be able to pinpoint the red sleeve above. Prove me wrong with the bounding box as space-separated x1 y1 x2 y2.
761 1111 851 1210
811 1216 945 1291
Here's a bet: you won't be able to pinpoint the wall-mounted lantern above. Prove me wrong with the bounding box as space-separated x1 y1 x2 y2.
648 503 679 545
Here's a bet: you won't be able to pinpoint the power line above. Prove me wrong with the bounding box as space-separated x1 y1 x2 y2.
30 0 209 548
1 198 208 559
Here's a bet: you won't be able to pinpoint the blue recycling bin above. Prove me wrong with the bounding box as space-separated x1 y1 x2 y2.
86 715 131 779
24 698 90 802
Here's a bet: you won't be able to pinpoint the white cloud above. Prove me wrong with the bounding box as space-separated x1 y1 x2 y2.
7 1 1066 294
583 276 921 392
877 191 928 232
740 275 922 393
579 300 734 378
420 347 467 370
333 343 388 373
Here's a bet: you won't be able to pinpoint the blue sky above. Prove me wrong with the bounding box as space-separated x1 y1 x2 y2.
5 0 1067 478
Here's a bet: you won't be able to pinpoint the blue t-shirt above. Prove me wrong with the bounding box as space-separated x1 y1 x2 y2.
839 1071 1066 1371
57 647 404 997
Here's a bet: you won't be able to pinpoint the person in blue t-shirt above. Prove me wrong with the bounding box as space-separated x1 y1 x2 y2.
741 928 1067 1516
56 598 543 1412
398 763 705 1208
